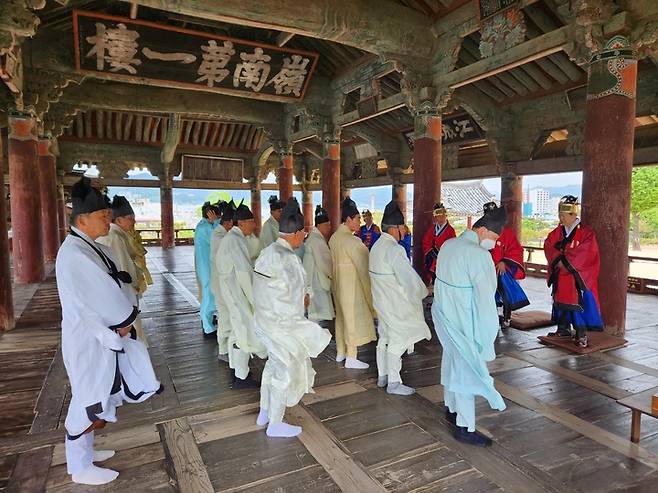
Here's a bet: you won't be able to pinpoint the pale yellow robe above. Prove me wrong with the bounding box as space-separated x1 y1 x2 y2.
260 216 279 250
329 224 376 357
97 223 147 345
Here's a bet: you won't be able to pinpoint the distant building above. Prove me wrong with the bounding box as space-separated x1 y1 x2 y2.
529 188 551 216
523 202 533 217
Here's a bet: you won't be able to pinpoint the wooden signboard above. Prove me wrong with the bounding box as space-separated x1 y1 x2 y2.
403 113 483 149
181 155 243 182
73 10 319 102
477 0 519 21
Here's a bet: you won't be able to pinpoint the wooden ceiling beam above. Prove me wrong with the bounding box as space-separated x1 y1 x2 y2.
125 0 434 57
134 115 143 142
123 113 134 140
435 25 571 89
96 110 104 140
276 31 295 47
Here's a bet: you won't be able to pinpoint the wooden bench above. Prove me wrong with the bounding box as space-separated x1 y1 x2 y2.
617 386 658 443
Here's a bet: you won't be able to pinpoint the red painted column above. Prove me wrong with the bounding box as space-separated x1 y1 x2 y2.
251 179 262 236
37 138 60 262
467 216 473 229
160 177 175 249
56 173 68 243
412 108 442 276
278 144 293 202
581 36 637 337
8 114 44 283
501 172 523 240
0 132 14 330
322 132 341 234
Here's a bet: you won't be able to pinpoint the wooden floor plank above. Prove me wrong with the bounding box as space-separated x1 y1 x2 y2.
159 418 214 493
6 445 53 492
495 380 658 470
30 348 67 434
506 351 630 400
288 404 388 492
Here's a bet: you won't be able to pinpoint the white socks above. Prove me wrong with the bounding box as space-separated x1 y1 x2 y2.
377 376 388 388
335 354 346 362
266 422 302 438
345 357 369 369
72 465 119 485
387 382 415 396
93 450 115 462
256 408 269 426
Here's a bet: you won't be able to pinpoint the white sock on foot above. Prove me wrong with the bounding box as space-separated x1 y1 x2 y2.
92 450 115 463
377 376 388 388
72 465 119 485
387 382 415 396
256 408 269 426
335 354 346 362
345 357 369 369
266 422 302 438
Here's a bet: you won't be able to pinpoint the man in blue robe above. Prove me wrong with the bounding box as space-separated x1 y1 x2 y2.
432 205 508 447
195 201 220 337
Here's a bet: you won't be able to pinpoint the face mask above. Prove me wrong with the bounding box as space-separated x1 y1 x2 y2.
480 238 496 251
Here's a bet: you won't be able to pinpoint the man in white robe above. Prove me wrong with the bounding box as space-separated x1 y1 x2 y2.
260 195 282 249
432 205 508 447
97 195 147 344
370 201 431 396
57 178 161 485
254 199 331 437
302 205 334 323
210 201 235 358
216 201 266 386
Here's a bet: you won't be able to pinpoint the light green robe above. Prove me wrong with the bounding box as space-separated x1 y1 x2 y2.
432 230 505 430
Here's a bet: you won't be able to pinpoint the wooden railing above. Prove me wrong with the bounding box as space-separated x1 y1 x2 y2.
136 228 195 246
522 245 658 296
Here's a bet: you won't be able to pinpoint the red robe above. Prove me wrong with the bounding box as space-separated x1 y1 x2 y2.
490 226 525 280
544 223 600 311
422 221 456 278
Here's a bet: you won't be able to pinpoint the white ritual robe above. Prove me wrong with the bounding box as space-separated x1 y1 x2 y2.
432 230 506 432
216 227 267 378
260 216 279 249
246 233 262 265
253 238 331 423
56 228 161 439
210 225 229 304
369 233 431 382
302 227 334 322
97 223 147 344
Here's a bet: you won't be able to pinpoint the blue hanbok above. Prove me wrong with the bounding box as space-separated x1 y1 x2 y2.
194 218 216 334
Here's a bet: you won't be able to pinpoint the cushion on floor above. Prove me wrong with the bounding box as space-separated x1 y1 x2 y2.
510 310 554 330
537 331 627 354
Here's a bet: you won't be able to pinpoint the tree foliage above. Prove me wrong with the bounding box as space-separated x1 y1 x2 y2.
631 166 658 214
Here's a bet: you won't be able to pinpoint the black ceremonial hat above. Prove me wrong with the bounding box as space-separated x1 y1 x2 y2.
279 197 305 233
111 195 135 220
234 199 254 221
268 195 283 211
472 204 507 234
341 197 359 221
71 177 110 217
314 205 329 225
382 200 404 226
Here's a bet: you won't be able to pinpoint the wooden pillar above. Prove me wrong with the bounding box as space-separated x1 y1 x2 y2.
160 175 174 249
251 178 262 236
0 132 14 330
37 138 60 262
8 113 44 283
322 131 341 233
302 188 313 232
501 172 523 240
56 172 67 243
581 36 637 337
278 143 293 202
412 107 442 275
467 215 473 229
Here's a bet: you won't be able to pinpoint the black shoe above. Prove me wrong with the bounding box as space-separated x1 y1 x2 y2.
445 408 457 425
212 314 218 326
231 372 260 389
453 427 492 447
203 330 217 339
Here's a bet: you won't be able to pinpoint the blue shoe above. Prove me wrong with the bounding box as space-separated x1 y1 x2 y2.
445 408 457 425
453 427 492 447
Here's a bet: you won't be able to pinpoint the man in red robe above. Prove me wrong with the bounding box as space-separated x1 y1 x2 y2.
544 196 602 348
483 202 529 328
422 203 456 284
